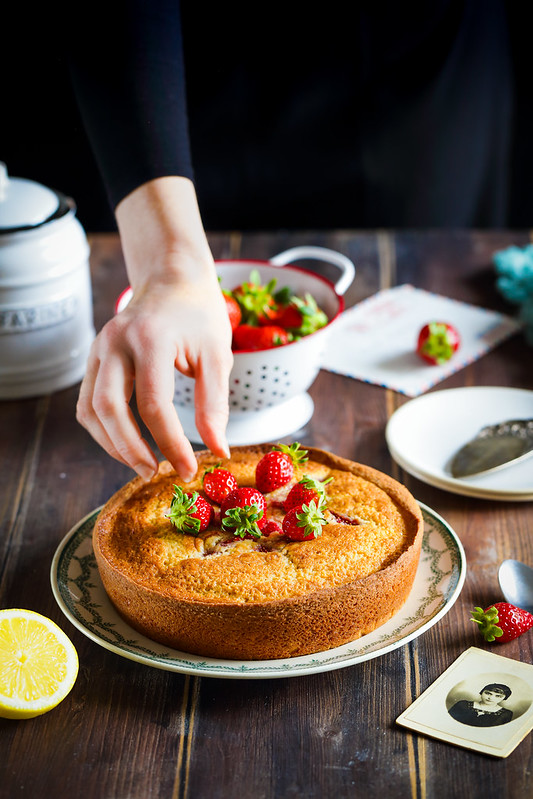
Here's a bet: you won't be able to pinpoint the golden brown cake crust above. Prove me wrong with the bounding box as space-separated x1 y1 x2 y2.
93 445 423 660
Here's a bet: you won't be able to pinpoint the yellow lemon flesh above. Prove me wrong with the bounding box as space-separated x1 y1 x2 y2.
0 609 79 719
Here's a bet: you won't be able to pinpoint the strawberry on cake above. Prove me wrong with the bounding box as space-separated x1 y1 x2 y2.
93 444 423 660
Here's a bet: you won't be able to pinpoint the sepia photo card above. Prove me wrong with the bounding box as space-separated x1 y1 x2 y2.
397 647 533 757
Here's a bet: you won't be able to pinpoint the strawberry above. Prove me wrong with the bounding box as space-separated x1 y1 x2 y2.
283 475 332 512
417 321 460 365
282 500 327 541
471 603 533 643
260 292 328 337
267 301 303 330
261 519 283 536
223 291 242 332
255 443 309 493
167 485 212 534
202 464 238 504
285 294 328 337
232 324 289 351
233 270 278 325
221 486 267 538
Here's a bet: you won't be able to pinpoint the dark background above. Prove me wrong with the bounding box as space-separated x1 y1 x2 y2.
2 2 532 234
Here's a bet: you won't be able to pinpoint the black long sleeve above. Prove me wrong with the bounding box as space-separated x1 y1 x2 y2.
2 0 519 230
67 0 193 210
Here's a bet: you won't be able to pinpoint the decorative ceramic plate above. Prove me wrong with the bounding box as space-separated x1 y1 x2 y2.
51 502 466 680
386 387 533 501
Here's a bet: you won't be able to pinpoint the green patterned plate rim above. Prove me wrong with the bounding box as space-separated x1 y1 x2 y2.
50 502 466 679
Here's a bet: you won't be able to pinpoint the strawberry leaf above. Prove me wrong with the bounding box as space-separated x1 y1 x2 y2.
275 442 309 467
222 504 263 539
167 485 202 533
299 474 332 505
295 500 327 538
471 606 504 642
273 286 295 304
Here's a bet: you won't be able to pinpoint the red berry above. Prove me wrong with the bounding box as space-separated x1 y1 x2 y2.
416 322 460 365
269 303 303 329
232 324 289 351
223 292 242 332
472 603 533 643
282 501 327 541
202 465 238 504
232 273 278 325
220 486 267 538
255 443 309 493
261 519 283 536
221 486 266 517
167 485 212 534
283 475 331 512
274 294 328 336
256 452 293 493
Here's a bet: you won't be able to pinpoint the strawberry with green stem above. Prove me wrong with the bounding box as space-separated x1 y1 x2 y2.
223 291 242 332
202 464 238 504
471 603 533 643
417 322 460 365
233 270 278 325
255 443 309 494
167 485 212 534
284 475 332 512
221 486 267 539
232 324 289 351
278 294 328 338
282 500 327 541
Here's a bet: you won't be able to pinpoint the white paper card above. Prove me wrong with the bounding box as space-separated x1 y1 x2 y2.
321 285 522 396
397 647 533 758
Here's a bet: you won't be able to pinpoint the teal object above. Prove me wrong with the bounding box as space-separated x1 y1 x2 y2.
493 245 533 343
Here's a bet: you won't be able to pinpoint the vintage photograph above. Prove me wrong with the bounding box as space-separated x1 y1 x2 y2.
397 647 533 757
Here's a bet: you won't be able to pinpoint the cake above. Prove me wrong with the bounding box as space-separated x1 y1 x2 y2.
93 444 423 660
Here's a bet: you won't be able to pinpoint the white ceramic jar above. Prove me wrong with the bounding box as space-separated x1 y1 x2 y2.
0 163 95 398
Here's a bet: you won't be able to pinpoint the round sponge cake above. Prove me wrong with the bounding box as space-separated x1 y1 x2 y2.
93 445 423 660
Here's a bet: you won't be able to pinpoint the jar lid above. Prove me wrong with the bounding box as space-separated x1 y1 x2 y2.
0 162 61 232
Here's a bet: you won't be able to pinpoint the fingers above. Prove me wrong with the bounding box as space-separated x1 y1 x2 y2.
77 344 160 480
76 353 129 467
133 346 199 482
76 288 233 483
193 348 232 460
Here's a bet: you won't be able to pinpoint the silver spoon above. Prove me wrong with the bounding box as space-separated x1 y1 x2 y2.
498 559 533 614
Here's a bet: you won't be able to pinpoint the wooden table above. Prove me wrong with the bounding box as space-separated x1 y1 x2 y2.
1 229 533 799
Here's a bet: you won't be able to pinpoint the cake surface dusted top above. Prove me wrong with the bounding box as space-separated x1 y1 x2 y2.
94 445 422 605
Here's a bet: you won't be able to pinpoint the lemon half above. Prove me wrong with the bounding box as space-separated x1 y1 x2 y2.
0 609 79 719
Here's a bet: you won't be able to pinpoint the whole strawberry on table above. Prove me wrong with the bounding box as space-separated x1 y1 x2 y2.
416 321 460 365
225 270 328 351
472 603 533 643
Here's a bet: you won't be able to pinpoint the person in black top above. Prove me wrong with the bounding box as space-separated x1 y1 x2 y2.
448 683 513 727
6 1 512 478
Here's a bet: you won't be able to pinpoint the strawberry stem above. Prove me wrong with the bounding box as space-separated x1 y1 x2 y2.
275 442 309 467
222 504 263 539
471 606 504 642
295 500 327 539
299 475 332 506
420 322 455 364
167 485 202 533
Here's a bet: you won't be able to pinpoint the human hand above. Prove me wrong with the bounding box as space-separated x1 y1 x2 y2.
76 177 232 481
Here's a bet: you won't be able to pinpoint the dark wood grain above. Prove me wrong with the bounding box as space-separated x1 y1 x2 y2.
1 229 532 799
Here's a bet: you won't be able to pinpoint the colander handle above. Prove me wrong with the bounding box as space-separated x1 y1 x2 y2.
269 246 355 296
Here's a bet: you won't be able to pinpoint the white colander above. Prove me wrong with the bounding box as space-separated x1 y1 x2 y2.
116 246 355 444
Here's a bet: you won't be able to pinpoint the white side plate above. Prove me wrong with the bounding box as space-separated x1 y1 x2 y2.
386 387 533 500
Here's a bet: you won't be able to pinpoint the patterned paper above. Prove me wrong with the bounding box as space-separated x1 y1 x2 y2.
321 285 522 396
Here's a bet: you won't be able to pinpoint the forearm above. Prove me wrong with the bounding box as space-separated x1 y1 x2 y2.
115 176 217 294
